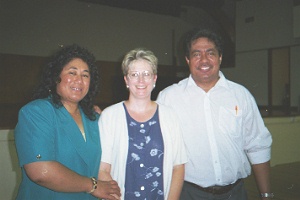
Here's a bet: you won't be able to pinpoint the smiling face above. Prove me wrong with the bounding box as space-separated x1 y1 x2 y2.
124 59 157 100
186 37 222 91
56 58 90 106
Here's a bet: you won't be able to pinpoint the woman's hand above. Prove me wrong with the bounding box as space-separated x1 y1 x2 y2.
91 179 121 200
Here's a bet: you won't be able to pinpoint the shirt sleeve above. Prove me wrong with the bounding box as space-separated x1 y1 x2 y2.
156 90 167 105
14 101 56 166
243 94 272 164
98 108 114 164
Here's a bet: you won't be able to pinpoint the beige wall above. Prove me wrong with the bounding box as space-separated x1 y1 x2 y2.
264 117 300 166
1 116 299 200
0 130 21 200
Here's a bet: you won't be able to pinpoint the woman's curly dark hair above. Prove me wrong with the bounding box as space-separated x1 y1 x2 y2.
33 44 99 120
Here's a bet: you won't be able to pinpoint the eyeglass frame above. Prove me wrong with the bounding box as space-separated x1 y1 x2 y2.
126 70 154 81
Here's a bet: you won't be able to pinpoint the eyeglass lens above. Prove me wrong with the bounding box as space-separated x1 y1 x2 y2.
128 71 153 80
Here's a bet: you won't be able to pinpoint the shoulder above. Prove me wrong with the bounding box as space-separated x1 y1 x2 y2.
223 78 257 107
226 79 254 97
15 99 57 131
100 102 125 118
102 102 123 113
161 78 188 93
20 98 54 114
157 78 188 102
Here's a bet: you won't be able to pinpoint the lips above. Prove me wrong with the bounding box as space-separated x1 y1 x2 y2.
71 87 82 91
197 64 211 71
136 85 146 89
201 66 210 70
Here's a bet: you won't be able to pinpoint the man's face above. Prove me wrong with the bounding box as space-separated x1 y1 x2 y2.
186 37 222 91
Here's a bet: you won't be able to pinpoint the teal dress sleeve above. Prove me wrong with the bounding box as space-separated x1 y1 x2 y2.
15 99 56 166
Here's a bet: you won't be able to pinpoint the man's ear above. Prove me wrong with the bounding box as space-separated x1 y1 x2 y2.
185 56 190 65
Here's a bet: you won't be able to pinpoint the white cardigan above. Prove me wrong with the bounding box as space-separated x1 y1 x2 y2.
99 102 187 199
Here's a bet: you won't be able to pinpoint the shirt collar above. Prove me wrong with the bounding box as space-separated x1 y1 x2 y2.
184 71 230 92
215 71 230 90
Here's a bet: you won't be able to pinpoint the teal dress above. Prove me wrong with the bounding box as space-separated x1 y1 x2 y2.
14 98 101 200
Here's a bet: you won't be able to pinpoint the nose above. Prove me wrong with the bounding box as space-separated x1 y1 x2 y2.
199 52 208 62
137 74 145 82
74 74 83 83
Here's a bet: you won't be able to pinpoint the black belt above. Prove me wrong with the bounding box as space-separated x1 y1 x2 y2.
185 179 242 195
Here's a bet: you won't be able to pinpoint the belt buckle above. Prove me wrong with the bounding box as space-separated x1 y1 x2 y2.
210 186 227 195
205 186 215 194
209 179 240 195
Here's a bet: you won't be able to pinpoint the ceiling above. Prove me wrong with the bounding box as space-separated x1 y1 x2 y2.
79 0 227 17
78 0 235 38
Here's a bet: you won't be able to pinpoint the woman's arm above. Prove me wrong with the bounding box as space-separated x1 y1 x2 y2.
98 161 113 181
167 164 185 200
98 161 121 199
24 161 120 200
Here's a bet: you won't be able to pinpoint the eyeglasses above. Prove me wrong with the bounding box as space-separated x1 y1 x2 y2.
127 70 153 81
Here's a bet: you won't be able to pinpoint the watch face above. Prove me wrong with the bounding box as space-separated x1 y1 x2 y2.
261 193 274 198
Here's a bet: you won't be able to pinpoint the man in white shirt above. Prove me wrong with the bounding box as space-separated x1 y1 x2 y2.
156 27 273 200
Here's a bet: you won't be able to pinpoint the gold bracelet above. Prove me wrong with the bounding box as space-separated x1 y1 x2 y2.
88 177 98 194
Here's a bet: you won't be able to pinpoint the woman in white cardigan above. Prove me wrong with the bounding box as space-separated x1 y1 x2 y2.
98 48 187 200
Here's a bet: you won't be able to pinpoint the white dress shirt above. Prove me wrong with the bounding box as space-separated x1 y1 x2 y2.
157 71 272 187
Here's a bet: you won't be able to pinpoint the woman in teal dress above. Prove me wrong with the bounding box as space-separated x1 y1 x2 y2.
14 44 120 200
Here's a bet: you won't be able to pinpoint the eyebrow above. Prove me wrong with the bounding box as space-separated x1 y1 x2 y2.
129 70 151 73
191 48 217 53
206 48 217 52
67 66 90 73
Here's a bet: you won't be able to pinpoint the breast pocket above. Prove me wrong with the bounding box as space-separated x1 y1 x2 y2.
218 106 243 137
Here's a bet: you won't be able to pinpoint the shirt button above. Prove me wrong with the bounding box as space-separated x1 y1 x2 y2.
140 186 145 190
140 124 144 128
140 163 144 167
140 143 144 146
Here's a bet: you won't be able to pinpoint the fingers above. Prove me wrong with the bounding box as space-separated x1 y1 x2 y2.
93 105 102 114
93 180 121 199
108 180 121 196
105 194 120 200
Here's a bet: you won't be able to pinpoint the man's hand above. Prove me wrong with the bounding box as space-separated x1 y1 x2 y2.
94 105 102 114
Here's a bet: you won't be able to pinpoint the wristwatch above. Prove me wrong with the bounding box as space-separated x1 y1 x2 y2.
260 193 274 198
